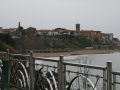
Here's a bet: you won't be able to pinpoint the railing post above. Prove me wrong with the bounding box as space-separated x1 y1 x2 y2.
107 61 112 90
113 74 116 90
6 49 9 60
57 59 59 89
1 49 9 90
29 51 34 90
58 55 64 90
63 64 66 90
103 70 106 90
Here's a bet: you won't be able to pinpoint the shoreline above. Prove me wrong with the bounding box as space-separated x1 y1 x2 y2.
33 49 120 57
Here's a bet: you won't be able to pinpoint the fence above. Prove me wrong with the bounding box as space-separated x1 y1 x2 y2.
0 49 120 90
0 59 3 89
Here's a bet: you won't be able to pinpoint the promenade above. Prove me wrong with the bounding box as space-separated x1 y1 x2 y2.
33 49 120 57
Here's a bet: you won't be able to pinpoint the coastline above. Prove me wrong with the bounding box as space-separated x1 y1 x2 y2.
33 49 120 57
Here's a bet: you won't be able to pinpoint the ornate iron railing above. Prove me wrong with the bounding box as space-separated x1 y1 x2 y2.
0 49 120 90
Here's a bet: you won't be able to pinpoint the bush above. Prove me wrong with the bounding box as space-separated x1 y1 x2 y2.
0 40 5 51
0 34 16 48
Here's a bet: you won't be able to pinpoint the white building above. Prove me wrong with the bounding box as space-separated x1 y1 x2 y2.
48 30 54 35
53 31 59 35
106 33 113 41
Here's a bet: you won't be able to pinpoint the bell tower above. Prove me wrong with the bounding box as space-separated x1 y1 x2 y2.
16 22 22 37
76 23 80 35
18 22 20 28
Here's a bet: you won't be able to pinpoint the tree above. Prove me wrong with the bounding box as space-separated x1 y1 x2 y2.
0 34 16 48
0 40 5 51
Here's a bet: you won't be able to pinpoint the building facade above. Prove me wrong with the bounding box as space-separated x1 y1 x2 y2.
16 22 23 37
76 23 80 35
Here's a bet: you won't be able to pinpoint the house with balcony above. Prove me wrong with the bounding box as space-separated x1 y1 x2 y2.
79 30 96 41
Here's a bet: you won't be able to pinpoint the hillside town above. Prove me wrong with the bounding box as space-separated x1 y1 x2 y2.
0 22 120 49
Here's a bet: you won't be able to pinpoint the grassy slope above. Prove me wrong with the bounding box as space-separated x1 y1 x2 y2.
14 35 93 50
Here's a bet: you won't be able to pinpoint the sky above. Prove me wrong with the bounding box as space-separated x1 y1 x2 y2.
0 0 120 38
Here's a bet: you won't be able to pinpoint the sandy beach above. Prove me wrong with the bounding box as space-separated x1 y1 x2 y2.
33 49 120 57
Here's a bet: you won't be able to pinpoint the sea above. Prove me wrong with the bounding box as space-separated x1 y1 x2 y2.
35 52 120 89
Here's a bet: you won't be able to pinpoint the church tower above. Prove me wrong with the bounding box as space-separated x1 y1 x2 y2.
18 22 20 28
76 23 80 35
16 22 23 37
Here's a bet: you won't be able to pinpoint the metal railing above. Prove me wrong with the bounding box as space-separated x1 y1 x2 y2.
0 61 3 89
0 50 9 90
9 52 30 90
112 71 120 90
63 61 107 90
0 49 120 90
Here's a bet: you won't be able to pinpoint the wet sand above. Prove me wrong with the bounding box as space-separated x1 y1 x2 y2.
33 49 120 57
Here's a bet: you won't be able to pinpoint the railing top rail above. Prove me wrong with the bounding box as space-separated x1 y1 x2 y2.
0 52 6 54
35 63 58 68
64 62 106 70
112 70 120 75
9 53 30 57
33 57 59 62
65 70 103 78
10 59 29 62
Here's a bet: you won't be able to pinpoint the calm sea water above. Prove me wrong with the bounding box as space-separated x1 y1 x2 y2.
36 52 120 70
35 52 120 89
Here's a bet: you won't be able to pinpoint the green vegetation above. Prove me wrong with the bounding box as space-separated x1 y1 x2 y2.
14 34 93 51
0 34 16 48
0 34 20 53
0 33 93 53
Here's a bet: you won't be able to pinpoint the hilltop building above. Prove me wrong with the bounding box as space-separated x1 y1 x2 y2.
0 22 118 49
76 23 80 35
16 22 23 37
27 27 36 33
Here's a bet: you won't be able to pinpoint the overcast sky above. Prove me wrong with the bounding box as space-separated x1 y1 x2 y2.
0 0 120 38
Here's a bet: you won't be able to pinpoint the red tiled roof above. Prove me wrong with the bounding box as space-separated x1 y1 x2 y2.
81 30 93 31
95 35 102 39
115 42 120 44
49 30 54 32
80 31 91 34
37 30 42 32
81 30 101 32
37 30 51 32
62 30 71 33
100 33 107 36
80 30 94 34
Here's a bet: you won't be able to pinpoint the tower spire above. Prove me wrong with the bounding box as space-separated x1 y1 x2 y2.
18 22 21 28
